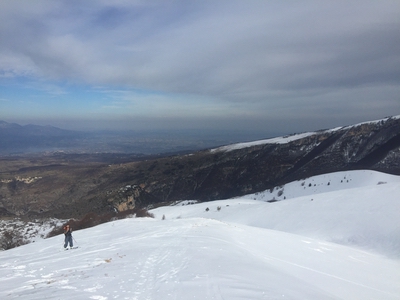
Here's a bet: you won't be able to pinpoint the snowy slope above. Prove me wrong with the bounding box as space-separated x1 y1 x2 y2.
0 170 399 299
153 171 400 259
240 169 400 201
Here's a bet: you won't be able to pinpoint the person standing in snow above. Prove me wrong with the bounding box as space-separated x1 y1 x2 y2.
63 224 73 249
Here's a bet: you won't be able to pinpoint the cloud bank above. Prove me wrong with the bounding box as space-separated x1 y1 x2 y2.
0 1 399 133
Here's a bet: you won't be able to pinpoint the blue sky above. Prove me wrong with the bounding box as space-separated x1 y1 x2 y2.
0 1 399 136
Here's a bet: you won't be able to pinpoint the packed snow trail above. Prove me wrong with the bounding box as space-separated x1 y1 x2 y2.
1 216 400 300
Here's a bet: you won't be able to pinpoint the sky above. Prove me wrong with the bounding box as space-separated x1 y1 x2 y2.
1 170 400 299
0 1 399 136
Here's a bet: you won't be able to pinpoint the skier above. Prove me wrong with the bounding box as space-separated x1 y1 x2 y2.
63 224 73 249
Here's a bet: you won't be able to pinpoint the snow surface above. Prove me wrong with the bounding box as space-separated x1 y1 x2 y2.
341 114 400 129
211 132 317 152
240 169 400 202
1 170 400 299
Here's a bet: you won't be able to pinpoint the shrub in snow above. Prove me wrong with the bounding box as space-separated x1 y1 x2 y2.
135 209 154 218
0 230 29 250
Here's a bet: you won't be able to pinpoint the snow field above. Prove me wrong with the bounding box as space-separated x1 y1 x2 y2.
242 169 400 201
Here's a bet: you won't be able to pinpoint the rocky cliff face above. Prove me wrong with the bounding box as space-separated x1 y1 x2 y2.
0 116 399 219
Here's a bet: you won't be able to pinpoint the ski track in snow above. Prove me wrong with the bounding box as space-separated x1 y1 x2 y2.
1 170 400 299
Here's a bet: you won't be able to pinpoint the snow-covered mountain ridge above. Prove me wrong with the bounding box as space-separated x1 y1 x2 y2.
1 170 399 299
212 114 400 152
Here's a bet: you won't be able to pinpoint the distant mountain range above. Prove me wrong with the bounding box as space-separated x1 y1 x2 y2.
0 121 82 137
0 121 240 155
0 121 86 154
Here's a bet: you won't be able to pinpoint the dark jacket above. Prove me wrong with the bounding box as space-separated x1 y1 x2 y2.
64 227 72 237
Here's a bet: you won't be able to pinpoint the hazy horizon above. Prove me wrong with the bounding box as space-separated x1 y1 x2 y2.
1 1 399 134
